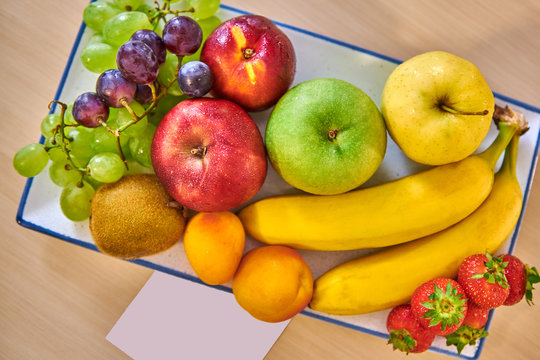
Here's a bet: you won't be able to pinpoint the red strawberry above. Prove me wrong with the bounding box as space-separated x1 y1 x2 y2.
501 254 540 306
462 303 489 329
411 278 468 336
386 304 436 354
444 303 489 355
458 252 510 309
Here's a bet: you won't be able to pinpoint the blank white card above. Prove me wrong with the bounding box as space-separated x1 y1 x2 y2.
107 271 290 360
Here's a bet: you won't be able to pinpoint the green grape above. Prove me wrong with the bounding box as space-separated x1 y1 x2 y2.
188 0 220 20
147 94 187 125
113 0 143 11
44 136 67 163
129 123 156 167
114 101 148 138
109 107 119 121
13 143 49 177
69 127 97 167
136 3 158 18
124 158 151 175
59 181 95 221
64 101 77 125
83 0 122 32
49 160 81 187
199 15 221 38
40 113 61 138
158 53 182 96
88 153 126 183
103 11 153 47
90 126 130 155
85 175 104 190
88 33 106 45
80 43 118 74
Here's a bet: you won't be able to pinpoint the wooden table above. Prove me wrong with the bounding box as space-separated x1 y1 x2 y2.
2 1 539 359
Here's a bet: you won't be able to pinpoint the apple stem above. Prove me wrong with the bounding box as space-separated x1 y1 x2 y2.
190 146 207 158
328 129 339 140
243 48 255 59
440 104 489 116
167 200 188 218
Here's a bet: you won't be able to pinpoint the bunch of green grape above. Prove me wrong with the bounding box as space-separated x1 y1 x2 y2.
13 0 222 222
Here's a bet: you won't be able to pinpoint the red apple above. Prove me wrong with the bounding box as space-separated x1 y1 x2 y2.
151 98 267 212
200 15 296 112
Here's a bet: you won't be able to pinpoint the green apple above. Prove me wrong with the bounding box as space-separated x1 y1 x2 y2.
265 78 387 195
381 51 495 165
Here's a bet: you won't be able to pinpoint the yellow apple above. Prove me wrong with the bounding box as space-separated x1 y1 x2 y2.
381 51 495 165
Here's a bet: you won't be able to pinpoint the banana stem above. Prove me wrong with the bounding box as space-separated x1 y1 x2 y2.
499 134 520 178
478 122 518 169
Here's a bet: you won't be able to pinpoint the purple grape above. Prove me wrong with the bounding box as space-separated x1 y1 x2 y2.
130 29 166 66
96 69 137 108
178 61 213 98
116 41 159 85
135 84 158 104
72 92 109 128
162 16 202 56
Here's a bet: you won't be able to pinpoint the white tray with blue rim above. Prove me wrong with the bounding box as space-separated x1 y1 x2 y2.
16 4 540 359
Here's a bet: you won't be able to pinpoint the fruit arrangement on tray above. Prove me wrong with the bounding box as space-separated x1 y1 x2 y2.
13 0 540 356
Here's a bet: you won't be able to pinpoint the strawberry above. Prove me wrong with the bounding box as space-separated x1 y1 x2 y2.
457 252 510 309
386 304 435 354
462 303 489 329
501 254 540 306
444 303 489 355
411 278 468 336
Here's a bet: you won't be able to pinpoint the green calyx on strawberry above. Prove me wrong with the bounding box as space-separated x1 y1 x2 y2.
421 281 467 330
469 252 509 289
445 325 489 355
525 265 540 305
458 252 511 309
386 304 435 354
411 278 468 336
388 329 417 354
502 254 540 306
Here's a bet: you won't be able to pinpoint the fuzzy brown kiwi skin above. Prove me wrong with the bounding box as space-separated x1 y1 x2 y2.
90 174 186 259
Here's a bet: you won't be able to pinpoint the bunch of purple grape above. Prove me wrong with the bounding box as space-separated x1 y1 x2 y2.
81 15 213 129
13 0 220 222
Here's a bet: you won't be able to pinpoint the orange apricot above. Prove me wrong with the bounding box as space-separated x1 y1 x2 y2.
232 245 313 323
183 211 245 285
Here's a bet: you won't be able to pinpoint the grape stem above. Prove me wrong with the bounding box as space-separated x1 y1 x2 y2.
149 0 194 26
48 100 90 185
115 57 183 134
100 58 183 170
98 118 129 170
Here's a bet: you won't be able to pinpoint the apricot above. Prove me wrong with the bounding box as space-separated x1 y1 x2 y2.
232 245 313 323
183 211 245 285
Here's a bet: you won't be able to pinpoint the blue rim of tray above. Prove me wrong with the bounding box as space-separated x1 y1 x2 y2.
15 3 540 359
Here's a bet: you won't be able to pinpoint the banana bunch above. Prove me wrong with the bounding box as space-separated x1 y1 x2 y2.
238 113 518 251
309 126 524 314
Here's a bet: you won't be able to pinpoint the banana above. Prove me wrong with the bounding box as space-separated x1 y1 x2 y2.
238 119 517 251
309 123 525 315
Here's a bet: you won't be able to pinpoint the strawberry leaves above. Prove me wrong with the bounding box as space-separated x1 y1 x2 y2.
420 282 467 331
469 252 509 288
525 265 540 305
458 253 510 309
411 278 468 336
388 329 417 354
445 325 489 355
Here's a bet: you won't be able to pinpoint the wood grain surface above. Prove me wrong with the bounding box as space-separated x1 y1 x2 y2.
1 1 539 359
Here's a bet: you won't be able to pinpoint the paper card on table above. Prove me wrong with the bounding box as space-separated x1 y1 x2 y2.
107 271 290 360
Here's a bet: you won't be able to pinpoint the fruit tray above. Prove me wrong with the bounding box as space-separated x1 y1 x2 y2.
16 4 540 359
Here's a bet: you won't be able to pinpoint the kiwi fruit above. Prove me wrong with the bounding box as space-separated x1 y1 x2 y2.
90 174 185 259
